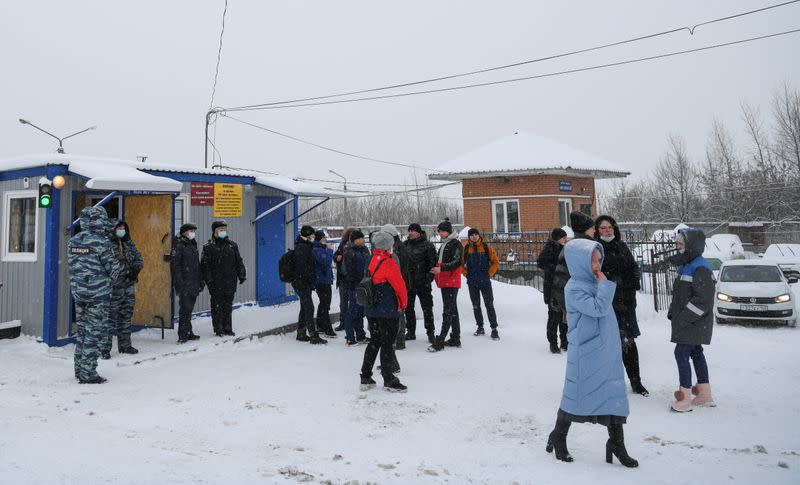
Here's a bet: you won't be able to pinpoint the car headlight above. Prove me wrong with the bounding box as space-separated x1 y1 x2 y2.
717 292 733 302
775 293 792 303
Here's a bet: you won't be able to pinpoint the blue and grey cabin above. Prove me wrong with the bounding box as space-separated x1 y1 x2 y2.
0 153 340 346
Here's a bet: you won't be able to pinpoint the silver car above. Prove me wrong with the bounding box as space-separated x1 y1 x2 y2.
714 260 797 327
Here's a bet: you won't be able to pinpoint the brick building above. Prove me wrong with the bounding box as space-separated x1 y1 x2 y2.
430 132 629 234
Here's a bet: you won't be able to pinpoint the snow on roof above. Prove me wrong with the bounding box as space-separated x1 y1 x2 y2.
0 153 345 197
429 131 629 180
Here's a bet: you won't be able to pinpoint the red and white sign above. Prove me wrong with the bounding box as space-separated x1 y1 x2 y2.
191 182 214 206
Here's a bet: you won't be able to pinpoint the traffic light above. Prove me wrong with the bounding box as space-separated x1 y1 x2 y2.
38 177 53 208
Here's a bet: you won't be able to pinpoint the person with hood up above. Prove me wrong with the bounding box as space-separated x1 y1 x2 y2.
313 229 337 338
403 223 437 343
668 228 716 412
172 223 203 344
67 206 124 384
546 238 638 468
342 230 370 345
334 227 356 332
462 228 500 339
100 219 144 359
359 231 409 393
595 215 649 396
292 225 326 344
550 211 597 350
201 220 246 337
429 218 464 352
537 228 568 353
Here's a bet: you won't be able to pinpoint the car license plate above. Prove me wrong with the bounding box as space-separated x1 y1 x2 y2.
740 305 767 312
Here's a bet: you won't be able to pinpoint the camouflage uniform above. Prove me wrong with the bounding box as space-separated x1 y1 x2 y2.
68 207 123 383
101 220 144 355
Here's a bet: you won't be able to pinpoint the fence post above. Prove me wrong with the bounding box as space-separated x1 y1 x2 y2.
650 249 659 312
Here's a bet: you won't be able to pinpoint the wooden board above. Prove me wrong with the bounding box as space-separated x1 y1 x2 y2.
125 195 173 328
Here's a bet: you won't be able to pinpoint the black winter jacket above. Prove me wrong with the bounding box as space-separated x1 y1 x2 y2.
293 236 316 288
343 243 370 290
595 216 641 313
550 232 594 312
404 231 437 290
172 235 203 296
537 239 562 305
668 229 715 345
108 221 144 288
393 236 411 284
201 237 246 294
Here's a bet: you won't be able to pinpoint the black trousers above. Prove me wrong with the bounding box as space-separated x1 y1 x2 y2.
546 307 567 346
622 338 642 385
315 283 332 332
361 317 398 383
293 282 317 334
439 287 460 339
177 292 198 340
468 281 497 329
210 290 235 334
405 283 435 336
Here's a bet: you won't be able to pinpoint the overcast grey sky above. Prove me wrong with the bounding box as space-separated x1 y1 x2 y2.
1 0 798 191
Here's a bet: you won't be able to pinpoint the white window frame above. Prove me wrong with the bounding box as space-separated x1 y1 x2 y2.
2 190 39 263
558 198 572 228
174 194 190 235
492 199 521 233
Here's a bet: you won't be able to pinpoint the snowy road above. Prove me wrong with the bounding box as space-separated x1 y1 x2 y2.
1 283 799 484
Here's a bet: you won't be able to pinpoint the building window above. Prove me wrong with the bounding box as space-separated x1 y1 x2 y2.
558 198 572 227
580 203 592 216
492 199 520 233
2 190 38 262
174 195 190 235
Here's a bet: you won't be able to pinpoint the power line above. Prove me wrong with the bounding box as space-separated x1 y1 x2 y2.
225 28 800 111
295 176 455 188
208 0 228 110
220 112 437 171
224 1 800 111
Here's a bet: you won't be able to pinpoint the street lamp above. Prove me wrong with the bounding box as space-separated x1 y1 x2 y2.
19 118 97 154
329 169 348 227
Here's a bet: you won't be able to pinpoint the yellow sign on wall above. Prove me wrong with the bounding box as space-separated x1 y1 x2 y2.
213 183 243 218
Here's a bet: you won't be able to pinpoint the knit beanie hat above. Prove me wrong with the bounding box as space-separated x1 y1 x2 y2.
408 223 423 233
371 231 394 251
467 228 480 237
314 229 327 241
380 224 400 238
437 218 453 234
569 211 595 234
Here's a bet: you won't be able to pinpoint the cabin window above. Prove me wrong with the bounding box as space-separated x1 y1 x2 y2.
492 199 520 233
2 190 38 262
174 195 190 235
558 198 572 227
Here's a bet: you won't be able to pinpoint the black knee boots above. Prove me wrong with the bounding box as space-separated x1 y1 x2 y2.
606 424 639 468
545 414 573 462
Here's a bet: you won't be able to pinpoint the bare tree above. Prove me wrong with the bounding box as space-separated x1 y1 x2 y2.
652 134 698 222
772 83 800 175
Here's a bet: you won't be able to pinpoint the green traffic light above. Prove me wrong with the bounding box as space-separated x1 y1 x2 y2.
39 195 51 207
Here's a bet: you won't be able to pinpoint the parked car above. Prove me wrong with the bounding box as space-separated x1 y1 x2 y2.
714 260 797 327
762 244 800 280
709 234 745 260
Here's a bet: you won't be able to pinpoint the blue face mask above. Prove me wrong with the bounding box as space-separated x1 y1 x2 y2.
115 229 126 238
217 231 228 239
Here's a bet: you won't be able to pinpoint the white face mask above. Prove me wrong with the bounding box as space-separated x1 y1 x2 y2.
600 235 615 243
186 231 196 240
115 229 126 238
678 248 686 255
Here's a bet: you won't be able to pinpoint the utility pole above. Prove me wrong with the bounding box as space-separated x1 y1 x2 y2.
204 109 217 169
329 170 348 228
412 165 422 222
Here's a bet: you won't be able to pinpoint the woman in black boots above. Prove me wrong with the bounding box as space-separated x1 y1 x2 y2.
595 215 649 396
546 239 638 468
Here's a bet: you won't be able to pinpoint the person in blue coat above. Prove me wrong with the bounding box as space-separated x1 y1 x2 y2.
313 230 337 338
546 238 638 468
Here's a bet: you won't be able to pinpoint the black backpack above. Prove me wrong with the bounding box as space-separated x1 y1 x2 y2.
278 249 296 283
355 257 387 307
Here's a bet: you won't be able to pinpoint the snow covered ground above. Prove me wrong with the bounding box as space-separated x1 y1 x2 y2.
1 283 799 484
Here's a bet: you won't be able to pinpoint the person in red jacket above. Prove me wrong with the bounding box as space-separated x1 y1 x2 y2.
429 218 464 352
360 231 409 393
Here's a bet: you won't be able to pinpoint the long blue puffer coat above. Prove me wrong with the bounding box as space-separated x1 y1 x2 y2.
559 239 629 418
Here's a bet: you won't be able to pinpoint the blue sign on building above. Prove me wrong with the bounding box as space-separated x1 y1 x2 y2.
559 180 573 192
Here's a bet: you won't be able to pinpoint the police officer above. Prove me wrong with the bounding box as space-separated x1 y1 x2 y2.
201 220 246 336
68 206 123 384
100 220 144 358
172 223 203 343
